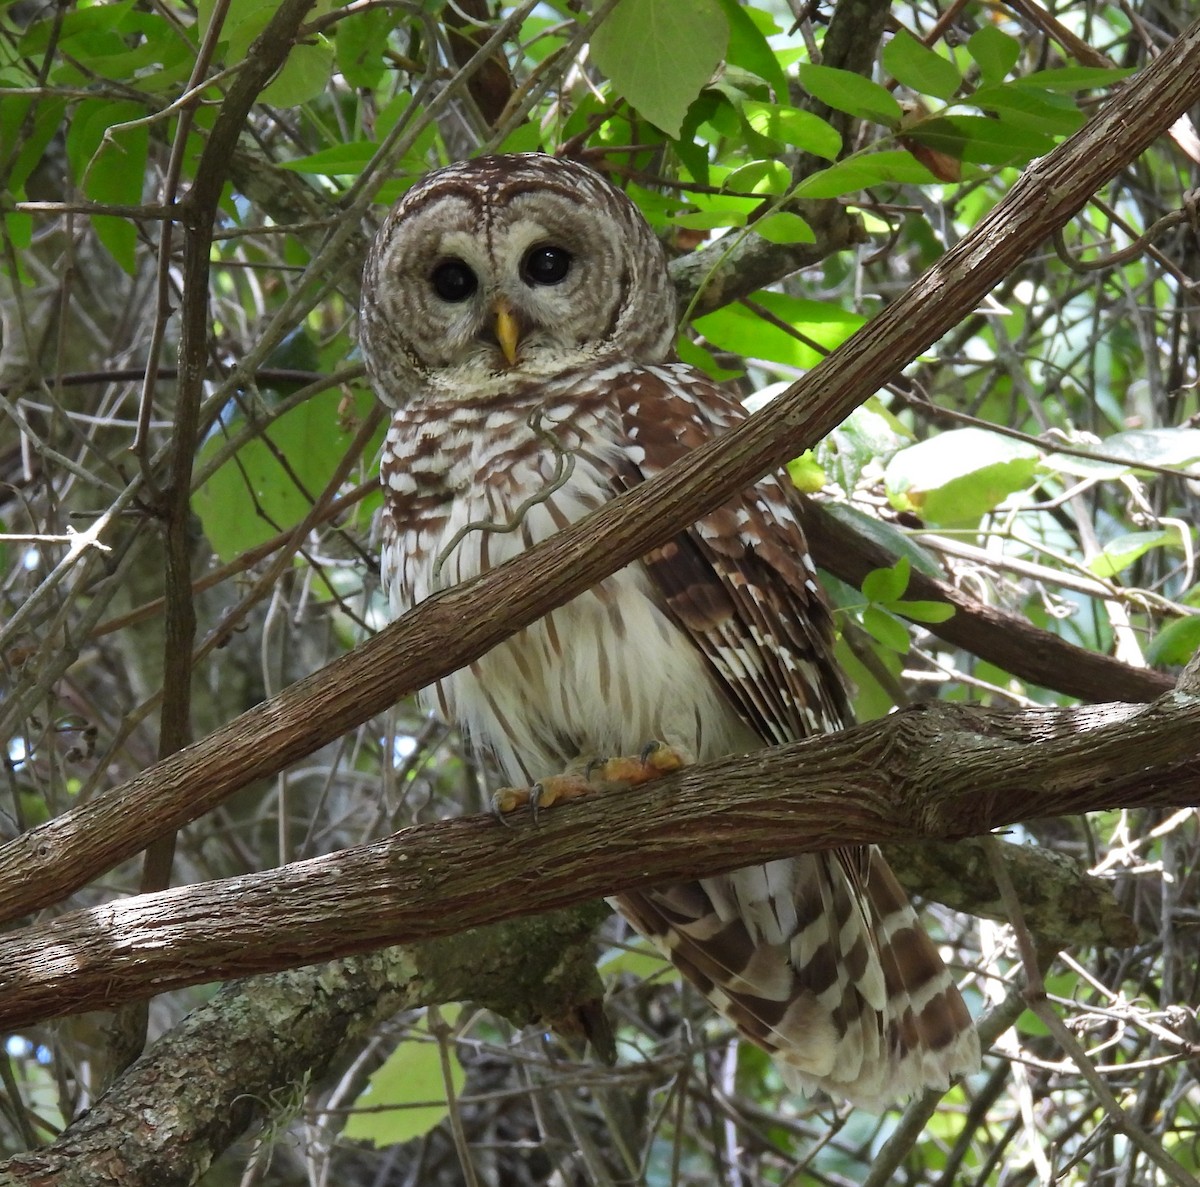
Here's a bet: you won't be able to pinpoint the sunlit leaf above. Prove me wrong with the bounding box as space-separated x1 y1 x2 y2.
787 451 825 492
752 211 815 244
883 29 962 100
862 557 911 604
724 158 791 195
791 150 939 199
885 428 1041 525
695 293 864 368
796 63 904 127
892 599 955 623
343 1011 466 1146
1096 427 1200 470
1088 528 1181 578
741 101 841 158
592 0 729 138
967 26 1020 84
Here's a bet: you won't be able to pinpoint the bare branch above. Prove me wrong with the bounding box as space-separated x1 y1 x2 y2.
3 19 1199 927
802 501 1174 704
1 692 1194 1028
0 899 614 1187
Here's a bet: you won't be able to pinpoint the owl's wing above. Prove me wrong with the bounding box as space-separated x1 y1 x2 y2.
610 363 850 746
607 364 978 1110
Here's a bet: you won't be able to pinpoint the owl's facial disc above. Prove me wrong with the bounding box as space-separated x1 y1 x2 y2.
359 154 680 404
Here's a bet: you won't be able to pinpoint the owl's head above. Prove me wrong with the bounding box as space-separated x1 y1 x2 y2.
359 154 678 406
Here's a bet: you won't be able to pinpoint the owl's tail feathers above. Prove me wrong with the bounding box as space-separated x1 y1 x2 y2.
613 848 980 1113
775 848 980 1110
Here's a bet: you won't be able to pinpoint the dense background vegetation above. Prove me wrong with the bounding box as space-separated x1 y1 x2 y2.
2 0 1199 1182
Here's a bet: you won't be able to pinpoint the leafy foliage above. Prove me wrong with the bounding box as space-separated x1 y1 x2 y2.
1 1 1199 1185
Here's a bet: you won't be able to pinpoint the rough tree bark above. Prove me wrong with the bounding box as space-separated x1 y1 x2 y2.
3 18 1199 925
4 14 1200 1187
3 693 1191 1028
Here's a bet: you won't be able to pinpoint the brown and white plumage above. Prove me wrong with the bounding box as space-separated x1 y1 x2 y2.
360 153 979 1110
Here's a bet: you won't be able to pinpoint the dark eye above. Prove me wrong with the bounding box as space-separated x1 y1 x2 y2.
431 259 477 302
522 244 571 286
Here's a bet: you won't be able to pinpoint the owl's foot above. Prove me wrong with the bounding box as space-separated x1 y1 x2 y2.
491 741 689 821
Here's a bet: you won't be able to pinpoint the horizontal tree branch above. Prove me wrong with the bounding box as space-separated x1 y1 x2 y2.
2 692 1195 1030
1 17 1197 929
0 909 604 1187
804 501 1174 704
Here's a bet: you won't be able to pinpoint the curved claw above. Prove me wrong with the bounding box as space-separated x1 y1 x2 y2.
528 781 546 826
490 785 530 823
490 795 518 827
639 740 662 765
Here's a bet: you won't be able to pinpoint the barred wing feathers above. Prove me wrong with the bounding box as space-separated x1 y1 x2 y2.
608 364 978 1110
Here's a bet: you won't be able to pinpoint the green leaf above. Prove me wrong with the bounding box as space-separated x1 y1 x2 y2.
819 398 913 493
1087 529 1181 579
262 37 335 107
64 99 147 274
966 26 1020 85
343 1013 466 1146
675 335 744 382
279 142 377 175
832 626 903 721
903 114 1054 166
193 387 382 564
724 158 791 196
592 0 729 138
1147 616 1200 667
717 0 787 99
885 427 1041 526
1018 65 1135 93
19 0 135 54
1096 427 1200 471
862 557 910 604
795 63 903 127
968 83 1086 136
862 606 911 653
0 96 65 195
223 4 335 107
694 293 864 369
336 4 394 88
787 451 825 492
791 150 939 199
752 211 815 244
601 940 672 980
883 29 962 100
820 505 944 581
741 101 841 159
892 599 955 624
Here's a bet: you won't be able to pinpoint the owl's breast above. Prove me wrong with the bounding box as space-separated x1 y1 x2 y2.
380 397 750 785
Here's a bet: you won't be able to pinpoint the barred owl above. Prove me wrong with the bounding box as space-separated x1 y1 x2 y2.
360 153 979 1110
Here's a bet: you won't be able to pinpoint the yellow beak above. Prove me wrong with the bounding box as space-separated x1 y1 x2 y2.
493 299 521 367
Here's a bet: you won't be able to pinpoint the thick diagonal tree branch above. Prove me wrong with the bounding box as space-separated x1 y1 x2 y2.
2 17 1199 927
1 691 1195 1029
